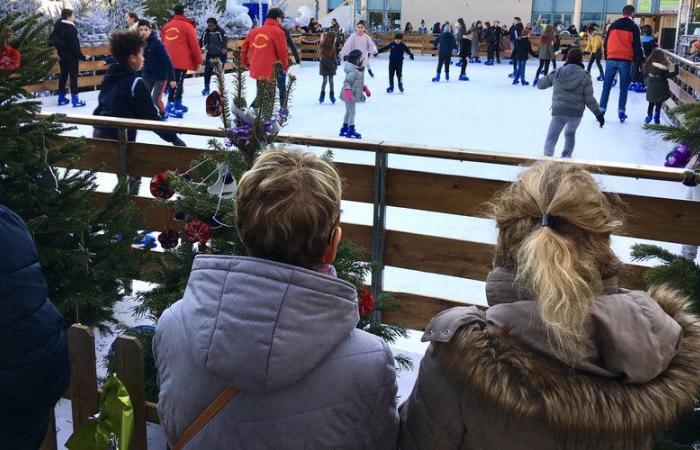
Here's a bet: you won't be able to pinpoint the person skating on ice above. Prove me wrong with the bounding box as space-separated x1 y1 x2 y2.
319 32 337 103
483 21 498 65
433 23 457 82
458 18 472 80
49 8 94 107
377 32 414 93
138 19 176 118
643 48 678 125
533 24 555 86
200 17 228 97
339 21 378 78
340 49 370 139
585 25 605 81
511 28 537 86
470 21 483 63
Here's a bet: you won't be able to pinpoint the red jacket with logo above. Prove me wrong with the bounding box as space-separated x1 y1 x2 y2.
604 17 643 62
241 19 289 81
161 15 204 71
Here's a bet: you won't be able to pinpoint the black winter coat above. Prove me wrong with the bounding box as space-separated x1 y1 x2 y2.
645 62 679 104
437 31 457 57
93 64 179 143
200 26 228 57
510 22 524 41
511 37 536 61
0 205 69 450
484 27 497 44
49 19 85 64
142 32 175 81
378 41 414 65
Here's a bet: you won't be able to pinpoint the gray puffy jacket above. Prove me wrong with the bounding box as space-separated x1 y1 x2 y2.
537 63 601 118
154 255 399 449
343 61 366 103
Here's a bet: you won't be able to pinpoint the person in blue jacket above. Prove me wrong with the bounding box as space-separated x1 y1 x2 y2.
432 23 457 82
378 32 414 93
200 17 229 97
0 204 70 450
93 30 186 146
138 19 176 118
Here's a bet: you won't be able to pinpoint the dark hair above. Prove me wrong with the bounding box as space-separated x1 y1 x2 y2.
173 4 185 15
320 32 336 60
137 19 151 28
394 32 403 40
357 20 365 27
485 21 491 27
623 5 635 15
267 7 284 20
207 17 218 25
127 12 139 21
458 18 466 30
60 8 73 20
110 30 146 67
643 47 669 75
514 17 521 22
566 47 583 65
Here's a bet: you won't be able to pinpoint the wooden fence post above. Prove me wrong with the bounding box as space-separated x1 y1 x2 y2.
371 148 388 327
114 335 147 450
67 324 99 429
39 410 57 450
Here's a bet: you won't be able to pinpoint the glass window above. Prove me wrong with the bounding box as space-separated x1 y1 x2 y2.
533 0 553 11
328 0 343 12
367 0 383 10
606 0 628 13
554 0 575 11
388 0 401 10
582 0 605 13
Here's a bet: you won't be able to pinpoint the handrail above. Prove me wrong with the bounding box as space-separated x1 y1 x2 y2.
39 113 693 183
662 48 699 67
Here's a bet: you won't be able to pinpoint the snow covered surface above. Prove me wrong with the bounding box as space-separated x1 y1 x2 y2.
43 55 691 448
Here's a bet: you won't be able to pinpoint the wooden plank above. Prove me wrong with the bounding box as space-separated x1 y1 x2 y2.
679 68 700 93
67 325 99 429
383 292 471 330
38 411 57 450
114 335 147 450
25 74 105 93
81 45 111 56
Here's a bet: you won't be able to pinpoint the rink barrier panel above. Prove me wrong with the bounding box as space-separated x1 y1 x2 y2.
661 49 700 123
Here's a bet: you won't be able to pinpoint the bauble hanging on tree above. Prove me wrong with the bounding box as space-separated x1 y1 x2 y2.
206 91 223 117
150 172 174 199
185 219 212 245
358 288 375 317
157 228 179 249
0 45 21 70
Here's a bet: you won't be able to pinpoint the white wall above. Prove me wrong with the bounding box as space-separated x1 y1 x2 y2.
402 0 532 30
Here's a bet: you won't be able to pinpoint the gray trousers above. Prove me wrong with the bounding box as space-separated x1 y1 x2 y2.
321 75 334 93
543 115 582 158
343 101 356 126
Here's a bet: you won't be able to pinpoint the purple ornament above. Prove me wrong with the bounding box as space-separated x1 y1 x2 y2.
665 144 692 168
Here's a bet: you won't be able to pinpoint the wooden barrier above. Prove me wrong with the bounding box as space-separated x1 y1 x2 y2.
661 50 700 119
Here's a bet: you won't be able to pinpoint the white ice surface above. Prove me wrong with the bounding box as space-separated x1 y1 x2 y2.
44 55 691 447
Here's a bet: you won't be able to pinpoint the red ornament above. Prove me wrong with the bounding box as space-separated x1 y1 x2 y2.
358 288 375 317
185 219 212 245
206 91 223 117
158 228 179 249
0 45 21 71
150 172 174 199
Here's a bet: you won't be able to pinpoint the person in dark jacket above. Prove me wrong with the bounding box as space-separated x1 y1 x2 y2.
93 31 185 146
378 32 414 93
278 25 301 107
0 204 70 450
492 20 504 63
138 20 176 117
644 48 679 124
432 22 441 50
508 17 524 77
458 18 471 80
49 8 93 107
200 17 228 97
432 23 457 82
319 31 337 103
599 4 644 123
511 30 537 85
483 22 497 65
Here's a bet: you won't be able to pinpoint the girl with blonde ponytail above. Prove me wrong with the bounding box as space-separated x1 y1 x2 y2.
400 161 700 450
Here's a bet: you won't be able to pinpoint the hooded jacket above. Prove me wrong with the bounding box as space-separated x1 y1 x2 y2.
399 267 700 450
200 25 228 57
161 14 204 71
437 30 457 57
342 61 366 103
645 61 679 104
154 255 399 449
142 31 174 82
538 32 554 59
511 36 536 61
585 30 604 54
241 18 289 81
537 62 601 118
340 31 379 65
0 205 70 450
49 19 85 63
605 16 643 62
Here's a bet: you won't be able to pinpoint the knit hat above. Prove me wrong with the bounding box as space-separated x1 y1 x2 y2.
346 49 363 65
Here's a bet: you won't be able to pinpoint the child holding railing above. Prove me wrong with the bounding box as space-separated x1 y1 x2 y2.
643 48 678 124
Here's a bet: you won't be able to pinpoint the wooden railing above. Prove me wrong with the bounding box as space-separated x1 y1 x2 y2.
37 112 700 449
662 49 700 119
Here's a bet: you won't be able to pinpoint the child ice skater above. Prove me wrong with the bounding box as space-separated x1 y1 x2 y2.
319 32 337 103
537 48 604 158
340 49 370 139
378 32 414 93
432 23 457 82
643 48 678 124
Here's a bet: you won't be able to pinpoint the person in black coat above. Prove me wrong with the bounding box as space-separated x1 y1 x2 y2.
378 33 414 93
138 20 175 116
0 204 70 450
492 21 504 63
432 23 457 82
93 31 185 146
49 8 92 107
200 17 228 96
483 21 497 65
511 32 538 85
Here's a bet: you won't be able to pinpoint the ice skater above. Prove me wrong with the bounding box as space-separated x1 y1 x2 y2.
200 17 228 97
319 32 337 103
340 49 370 139
537 48 604 158
585 25 604 80
377 32 414 93
533 25 554 86
432 23 457 82
643 48 678 124
458 19 472 81
339 21 378 78
470 21 483 63
511 29 537 85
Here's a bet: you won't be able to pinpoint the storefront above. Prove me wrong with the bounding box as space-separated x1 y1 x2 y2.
531 0 629 30
635 0 680 49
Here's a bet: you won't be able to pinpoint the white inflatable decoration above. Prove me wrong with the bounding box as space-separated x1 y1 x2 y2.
294 6 313 28
226 0 253 29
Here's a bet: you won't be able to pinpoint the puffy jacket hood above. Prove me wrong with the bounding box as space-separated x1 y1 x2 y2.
177 255 359 392
553 63 589 91
344 60 362 74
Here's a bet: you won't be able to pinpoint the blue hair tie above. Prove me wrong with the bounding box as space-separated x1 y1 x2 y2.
541 213 559 228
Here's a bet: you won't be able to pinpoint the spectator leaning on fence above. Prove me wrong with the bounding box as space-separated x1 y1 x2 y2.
399 161 700 450
0 204 70 450
49 8 93 108
92 31 186 147
154 149 399 449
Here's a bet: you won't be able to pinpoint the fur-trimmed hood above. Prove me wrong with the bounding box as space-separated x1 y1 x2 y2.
422 271 700 445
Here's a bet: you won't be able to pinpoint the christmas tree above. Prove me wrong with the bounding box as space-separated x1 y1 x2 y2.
0 12 142 331
107 0 152 31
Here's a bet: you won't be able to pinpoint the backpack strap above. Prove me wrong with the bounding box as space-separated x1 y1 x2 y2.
173 385 238 450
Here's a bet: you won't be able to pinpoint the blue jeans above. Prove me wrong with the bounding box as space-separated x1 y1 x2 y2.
278 68 287 105
599 60 631 113
515 60 526 81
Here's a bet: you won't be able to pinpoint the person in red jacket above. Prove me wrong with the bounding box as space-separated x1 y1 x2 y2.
241 7 289 119
599 4 644 123
161 4 203 117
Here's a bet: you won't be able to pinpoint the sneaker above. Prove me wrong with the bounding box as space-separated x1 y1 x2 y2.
71 95 86 108
497 59 501 64
386 86 394 93
618 111 627 123
456 60 463 67
202 87 210 96
346 125 361 139
485 60 494 66
339 123 348 137
628 82 638 91
459 74 469 81
432 74 440 82
644 115 653 124
319 91 325 103
57 93 69 106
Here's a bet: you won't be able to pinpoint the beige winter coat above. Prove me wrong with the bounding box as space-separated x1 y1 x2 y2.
399 267 700 450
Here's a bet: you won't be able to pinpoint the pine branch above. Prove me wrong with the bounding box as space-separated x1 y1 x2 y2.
631 244 678 264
